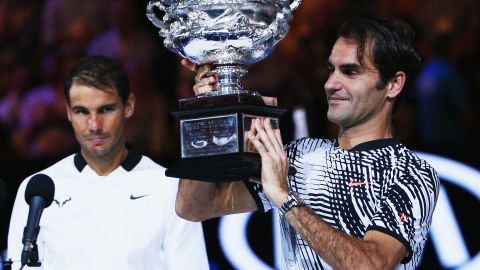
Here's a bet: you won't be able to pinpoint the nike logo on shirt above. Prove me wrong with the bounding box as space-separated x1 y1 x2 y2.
347 180 372 187
130 194 150 200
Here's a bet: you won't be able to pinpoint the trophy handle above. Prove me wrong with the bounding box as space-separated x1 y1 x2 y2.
289 0 303 12
253 0 303 47
146 0 169 32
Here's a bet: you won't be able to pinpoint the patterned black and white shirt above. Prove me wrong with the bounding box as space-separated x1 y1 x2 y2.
247 138 439 270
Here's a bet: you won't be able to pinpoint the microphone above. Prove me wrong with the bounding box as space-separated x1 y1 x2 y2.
21 174 55 267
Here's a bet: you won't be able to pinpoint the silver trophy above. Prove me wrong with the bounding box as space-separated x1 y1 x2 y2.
146 0 302 181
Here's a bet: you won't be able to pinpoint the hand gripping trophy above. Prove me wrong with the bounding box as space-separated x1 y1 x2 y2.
146 0 302 181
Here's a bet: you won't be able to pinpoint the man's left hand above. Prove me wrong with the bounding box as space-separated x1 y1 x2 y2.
247 118 289 207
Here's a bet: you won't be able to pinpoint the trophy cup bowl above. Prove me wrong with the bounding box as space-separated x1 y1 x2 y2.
147 0 302 181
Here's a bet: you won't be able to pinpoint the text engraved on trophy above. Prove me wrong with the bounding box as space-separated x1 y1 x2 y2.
181 115 239 158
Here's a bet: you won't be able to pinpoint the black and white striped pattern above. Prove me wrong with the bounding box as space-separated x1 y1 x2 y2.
251 138 439 270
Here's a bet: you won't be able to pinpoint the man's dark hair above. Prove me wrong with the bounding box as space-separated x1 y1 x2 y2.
338 18 421 105
63 56 130 105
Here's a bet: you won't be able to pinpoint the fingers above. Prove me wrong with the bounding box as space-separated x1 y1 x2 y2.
180 58 211 80
193 76 218 95
261 96 278 106
180 59 219 95
245 121 258 152
181 58 197 72
251 118 284 156
263 118 284 154
245 136 255 152
252 118 276 154
247 129 268 156
194 65 212 82
192 65 218 96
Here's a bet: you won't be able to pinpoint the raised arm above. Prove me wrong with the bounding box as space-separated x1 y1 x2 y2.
175 60 258 221
176 180 258 221
248 118 407 270
284 206 406 270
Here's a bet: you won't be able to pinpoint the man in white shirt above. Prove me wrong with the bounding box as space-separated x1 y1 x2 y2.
8 56 209 270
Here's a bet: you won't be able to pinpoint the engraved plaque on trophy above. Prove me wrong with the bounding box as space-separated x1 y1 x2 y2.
146 0 302 181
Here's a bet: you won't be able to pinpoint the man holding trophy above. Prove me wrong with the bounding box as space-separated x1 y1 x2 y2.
147 1 439 269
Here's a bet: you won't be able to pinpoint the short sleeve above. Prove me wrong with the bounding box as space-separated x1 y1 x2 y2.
367 161 439 264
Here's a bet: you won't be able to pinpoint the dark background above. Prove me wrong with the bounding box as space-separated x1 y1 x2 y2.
1 0 479 269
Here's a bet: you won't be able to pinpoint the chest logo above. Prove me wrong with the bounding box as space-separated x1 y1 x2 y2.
54 196 72 208
399 213 408 223
347 179 372 187
130 194 150 200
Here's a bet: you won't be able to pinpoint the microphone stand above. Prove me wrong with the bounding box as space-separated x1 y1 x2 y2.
21 224 42 268
0 242 41 270
21 241 41 267
1 258 12 270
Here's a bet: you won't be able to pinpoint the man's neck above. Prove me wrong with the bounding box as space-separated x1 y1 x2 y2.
81 146 128 176
337 116 393 150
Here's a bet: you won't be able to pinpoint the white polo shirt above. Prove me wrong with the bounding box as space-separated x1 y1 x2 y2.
8 152 209 270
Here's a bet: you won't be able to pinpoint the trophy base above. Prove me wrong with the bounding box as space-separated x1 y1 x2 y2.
166 153 260 182
166 93 287 182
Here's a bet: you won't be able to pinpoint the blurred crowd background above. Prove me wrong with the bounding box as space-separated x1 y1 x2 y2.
1 0 479 164
1 0 479 268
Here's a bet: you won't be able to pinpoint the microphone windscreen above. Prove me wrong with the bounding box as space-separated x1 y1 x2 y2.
0 177 6 210
24 174 55 207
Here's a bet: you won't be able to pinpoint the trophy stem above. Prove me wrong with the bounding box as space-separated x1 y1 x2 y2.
208 65 259 96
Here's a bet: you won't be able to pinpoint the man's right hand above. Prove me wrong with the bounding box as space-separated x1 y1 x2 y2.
181 59 218 95
181 58 278 106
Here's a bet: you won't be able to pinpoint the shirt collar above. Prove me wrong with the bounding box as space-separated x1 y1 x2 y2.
74 148 142 173
334 138 400 152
